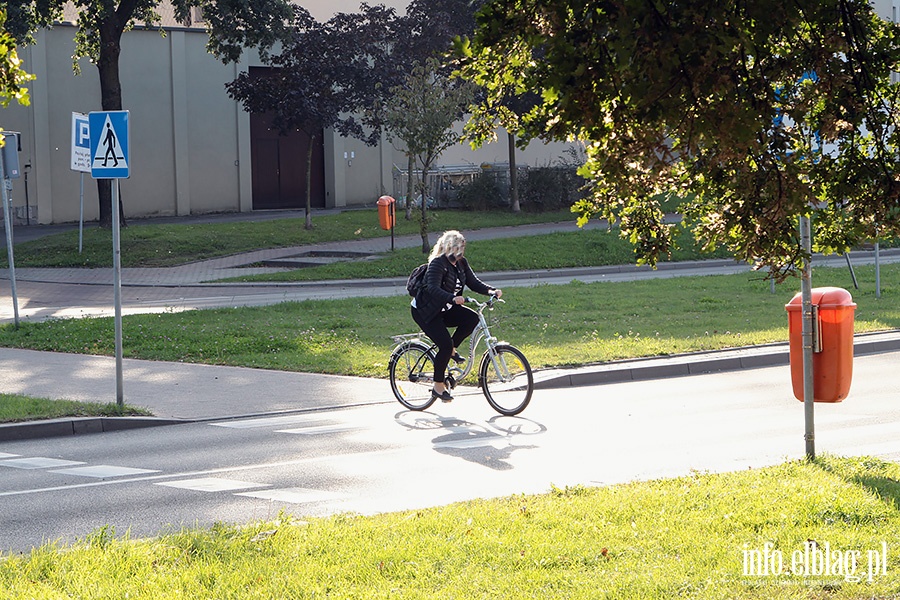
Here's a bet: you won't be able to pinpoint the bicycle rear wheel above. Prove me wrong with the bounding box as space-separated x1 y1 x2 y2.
389 341 437 410
479 344 533 416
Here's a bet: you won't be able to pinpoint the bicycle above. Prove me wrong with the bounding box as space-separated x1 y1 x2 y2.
388 295 534 416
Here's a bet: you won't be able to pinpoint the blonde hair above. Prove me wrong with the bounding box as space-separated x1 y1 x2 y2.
428 230 466 262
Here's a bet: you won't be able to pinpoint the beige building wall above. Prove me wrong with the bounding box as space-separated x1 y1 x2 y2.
1 18 574 224
2 25 253 224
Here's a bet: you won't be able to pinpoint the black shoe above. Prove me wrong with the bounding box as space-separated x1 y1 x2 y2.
450 353 465 364
431 388 453 402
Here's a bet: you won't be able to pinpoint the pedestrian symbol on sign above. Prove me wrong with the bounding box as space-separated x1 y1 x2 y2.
89 110 129 179
92 115 127 171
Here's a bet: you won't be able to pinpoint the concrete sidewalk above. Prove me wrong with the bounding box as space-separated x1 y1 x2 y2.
3 329 900 442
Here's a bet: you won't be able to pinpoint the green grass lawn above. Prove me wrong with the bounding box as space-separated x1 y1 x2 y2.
1 209 576 268
3 455 900 598
0 394 150 422
0 264 891 379
217 226 732 283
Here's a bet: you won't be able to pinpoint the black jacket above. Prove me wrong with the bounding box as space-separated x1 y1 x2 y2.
413 255 493 323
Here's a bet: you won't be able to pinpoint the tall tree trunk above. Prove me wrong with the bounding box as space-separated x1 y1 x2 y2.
405 153 415 220
508 131 520 212
419 161 430 253
96 15 127 228
304 133 315 230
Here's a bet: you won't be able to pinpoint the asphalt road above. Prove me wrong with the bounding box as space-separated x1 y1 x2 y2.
3 350 899 554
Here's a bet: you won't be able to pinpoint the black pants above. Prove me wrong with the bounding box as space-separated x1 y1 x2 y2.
411 304 480 384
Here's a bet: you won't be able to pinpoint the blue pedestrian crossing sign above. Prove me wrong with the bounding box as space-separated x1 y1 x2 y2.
89 111 130 179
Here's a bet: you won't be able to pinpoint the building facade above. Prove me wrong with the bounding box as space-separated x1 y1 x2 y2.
0 10 573 225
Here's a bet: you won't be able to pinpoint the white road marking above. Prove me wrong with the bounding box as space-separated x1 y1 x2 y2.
276 424 362 435
210 415 334 429
236 487 350 504
156 477 269 493
50 465 160 478
0 449 400 498
0 457 85 470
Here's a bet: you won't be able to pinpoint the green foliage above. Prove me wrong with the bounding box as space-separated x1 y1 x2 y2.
5 0 292 71
458 0 900 280
384 57 477 250
0 10 32 108
385 58 475 165
4 456 900 597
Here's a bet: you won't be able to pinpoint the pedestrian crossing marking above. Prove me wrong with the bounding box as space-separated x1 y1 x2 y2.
156 477 269 493
0 457 85 469
277 424 362 435
50 465 160 478
236 487 350 504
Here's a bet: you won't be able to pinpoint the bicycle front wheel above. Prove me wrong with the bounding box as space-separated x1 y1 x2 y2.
389 341 437 411
479 344 533 416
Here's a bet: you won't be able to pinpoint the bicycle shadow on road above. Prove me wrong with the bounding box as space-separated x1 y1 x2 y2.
394 410 546 471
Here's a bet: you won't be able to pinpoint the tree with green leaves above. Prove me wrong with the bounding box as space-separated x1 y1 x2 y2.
226 7 390 230
384 57 475 252
0 10 32 111
458 0 900 279
3 0 293 226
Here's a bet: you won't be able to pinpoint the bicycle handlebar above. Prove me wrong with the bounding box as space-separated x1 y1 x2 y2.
465 295 504 310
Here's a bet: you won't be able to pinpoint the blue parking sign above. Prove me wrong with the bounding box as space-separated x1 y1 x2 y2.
71 113 91 173
89 111 130 179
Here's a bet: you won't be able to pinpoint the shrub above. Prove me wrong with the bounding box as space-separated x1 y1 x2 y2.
519 166 588 212
455 171 508 211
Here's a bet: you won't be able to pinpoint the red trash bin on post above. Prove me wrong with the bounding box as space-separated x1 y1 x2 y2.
377 195 395 230
785 287 856 402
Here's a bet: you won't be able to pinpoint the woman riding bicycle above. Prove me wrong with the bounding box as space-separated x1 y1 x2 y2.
411 230 502 403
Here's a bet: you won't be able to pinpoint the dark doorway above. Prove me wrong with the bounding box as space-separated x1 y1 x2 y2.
248 68 326 210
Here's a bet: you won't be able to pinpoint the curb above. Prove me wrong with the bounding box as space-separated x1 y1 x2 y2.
534 347 790 390
533 331 900 390
0 416 188 442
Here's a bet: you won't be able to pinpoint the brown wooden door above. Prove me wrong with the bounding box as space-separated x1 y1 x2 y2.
248 68 326 210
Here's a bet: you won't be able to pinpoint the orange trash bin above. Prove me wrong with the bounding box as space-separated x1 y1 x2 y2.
377 195 395 230
785 287 856 402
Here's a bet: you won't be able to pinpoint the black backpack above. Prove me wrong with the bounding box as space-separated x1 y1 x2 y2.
406 263 427 297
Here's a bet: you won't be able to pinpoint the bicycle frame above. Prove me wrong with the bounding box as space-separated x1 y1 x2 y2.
390 296 505 386
448 296 505 384
389 295 533 415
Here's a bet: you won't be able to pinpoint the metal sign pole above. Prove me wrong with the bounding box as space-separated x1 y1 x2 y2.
0 156 19 328
800 215 815 460
79 172 84 254
112 178 124 407
90 110 129 407
876 241 881 299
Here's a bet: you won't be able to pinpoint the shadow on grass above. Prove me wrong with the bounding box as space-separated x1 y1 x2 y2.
813 455 900 510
